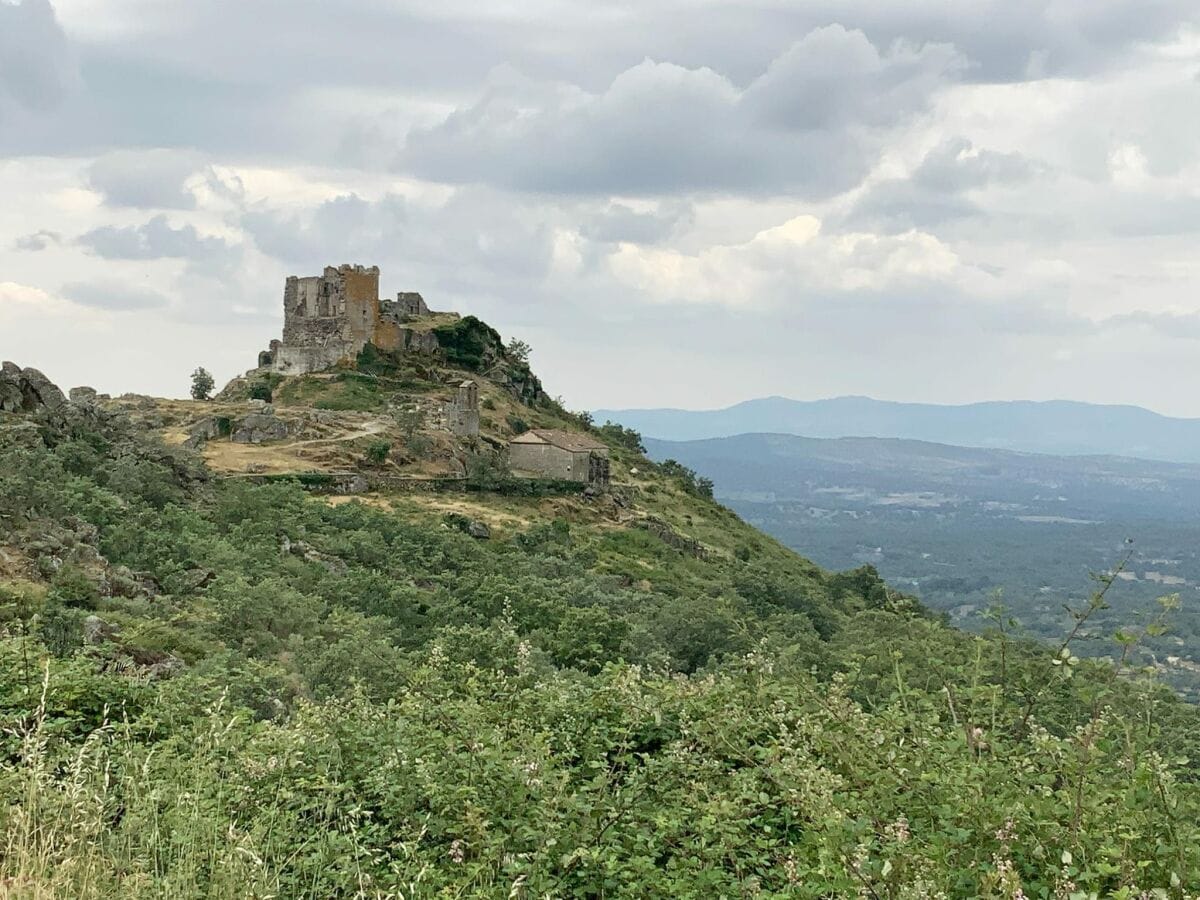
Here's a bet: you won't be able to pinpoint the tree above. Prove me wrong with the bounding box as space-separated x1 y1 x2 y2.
393 404 424 441
365 441 392 467
598 421 646 454
190 367 215 401
465 449 510 490
505 338 532 364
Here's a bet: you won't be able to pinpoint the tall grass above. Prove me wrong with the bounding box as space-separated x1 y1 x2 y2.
0 666 282 899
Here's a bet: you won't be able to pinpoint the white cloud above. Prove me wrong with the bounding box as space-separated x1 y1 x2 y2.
2 0 1200 414
607 214 968 306
0 280 75 314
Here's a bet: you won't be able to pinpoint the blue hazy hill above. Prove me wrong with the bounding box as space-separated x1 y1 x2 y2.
594 396 1200 464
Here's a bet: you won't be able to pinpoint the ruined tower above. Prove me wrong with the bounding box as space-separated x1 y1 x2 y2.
445 380 480 437
258 264 446 375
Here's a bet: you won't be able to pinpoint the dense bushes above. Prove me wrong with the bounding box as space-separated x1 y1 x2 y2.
3 407 1200 895
597 420 646 453
433 315 505 371
658 457 715 499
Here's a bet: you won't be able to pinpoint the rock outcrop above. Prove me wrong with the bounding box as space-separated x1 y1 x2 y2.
183 417 225 449
0 362 66 413
232 413 288 444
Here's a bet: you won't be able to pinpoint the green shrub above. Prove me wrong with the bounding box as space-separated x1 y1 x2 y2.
365 440 391 467
433 316 504 370
248 382 273 403
355 342 401 375
598 421 646 453
658 458 714 499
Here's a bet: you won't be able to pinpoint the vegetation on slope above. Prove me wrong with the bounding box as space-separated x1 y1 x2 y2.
2 364 1200 897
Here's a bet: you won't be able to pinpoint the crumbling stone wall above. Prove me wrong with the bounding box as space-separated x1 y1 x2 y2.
262 264 443 375
386 292 430 318
269 265 381 374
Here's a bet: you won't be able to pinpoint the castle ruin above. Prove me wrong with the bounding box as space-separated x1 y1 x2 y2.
258 264 448 375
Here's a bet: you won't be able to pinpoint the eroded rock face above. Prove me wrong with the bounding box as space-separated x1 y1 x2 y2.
0 363 21 411
70 386 98 403
1 362 66 413
18 366 66 410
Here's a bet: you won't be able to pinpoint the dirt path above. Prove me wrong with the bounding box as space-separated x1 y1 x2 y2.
288 419 389 449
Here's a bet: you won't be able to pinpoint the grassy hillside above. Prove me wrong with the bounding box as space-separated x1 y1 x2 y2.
3 340 1200 897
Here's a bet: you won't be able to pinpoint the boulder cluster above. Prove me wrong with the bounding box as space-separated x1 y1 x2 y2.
0 361 66 412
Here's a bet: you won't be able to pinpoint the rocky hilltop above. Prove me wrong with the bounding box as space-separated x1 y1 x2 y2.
0 361 66 413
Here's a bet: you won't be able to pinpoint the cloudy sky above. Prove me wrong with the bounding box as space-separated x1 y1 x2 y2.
3 0 1200 414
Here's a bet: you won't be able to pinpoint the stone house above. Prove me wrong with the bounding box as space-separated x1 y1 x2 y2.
508 429 610 485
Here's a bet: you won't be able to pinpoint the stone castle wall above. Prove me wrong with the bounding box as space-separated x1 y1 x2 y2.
263 265 443 375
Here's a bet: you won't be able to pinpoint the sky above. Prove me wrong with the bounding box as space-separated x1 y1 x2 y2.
3 1 1200 414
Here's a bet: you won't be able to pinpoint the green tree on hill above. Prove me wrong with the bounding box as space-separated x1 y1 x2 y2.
190 367 215 401
505 338 532 364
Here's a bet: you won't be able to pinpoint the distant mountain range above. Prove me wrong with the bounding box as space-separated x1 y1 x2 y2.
594 396 1200 464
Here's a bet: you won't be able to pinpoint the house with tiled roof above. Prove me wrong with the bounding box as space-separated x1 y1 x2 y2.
508 429 610 485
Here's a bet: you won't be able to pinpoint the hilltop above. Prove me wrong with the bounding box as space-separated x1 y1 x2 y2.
595 394 1200 463
3 302 1200 896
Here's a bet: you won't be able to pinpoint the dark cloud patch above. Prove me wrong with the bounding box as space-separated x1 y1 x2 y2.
78 214 236 263
912 138 1041 192
64 280 171 311
1106 310 1200 340
13 229 63 251
400 31 963 197
579 202 692 245
0 0 1194 169
0 0 73 112
242 193 409 267
740 26 962 130
87 150 210 209
845 138 1044 232
847 184 982 232
741 0 1199 83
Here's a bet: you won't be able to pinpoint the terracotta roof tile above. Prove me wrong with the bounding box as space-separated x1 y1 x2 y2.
510 429 608 452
